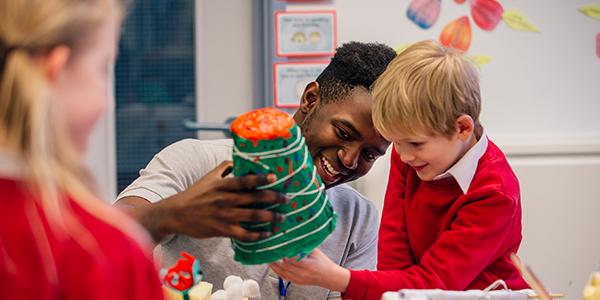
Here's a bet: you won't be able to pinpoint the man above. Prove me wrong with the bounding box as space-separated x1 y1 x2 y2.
115 42 396 299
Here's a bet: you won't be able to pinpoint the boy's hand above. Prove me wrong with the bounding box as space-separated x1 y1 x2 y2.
269 249 351 293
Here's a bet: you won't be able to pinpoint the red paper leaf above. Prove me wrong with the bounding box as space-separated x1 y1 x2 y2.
471 0 504 31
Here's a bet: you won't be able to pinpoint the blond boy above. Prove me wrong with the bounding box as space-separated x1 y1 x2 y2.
270 40 529 300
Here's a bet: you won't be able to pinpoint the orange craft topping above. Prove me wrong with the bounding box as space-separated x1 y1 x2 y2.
231 107 294 141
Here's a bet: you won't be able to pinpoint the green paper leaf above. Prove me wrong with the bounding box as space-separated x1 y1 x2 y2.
503 9 540 32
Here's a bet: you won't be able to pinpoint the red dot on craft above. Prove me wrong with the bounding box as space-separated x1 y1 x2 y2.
273 226 280 232
277 166 283 173
303 201 307 206
296 216 303 222
291 202 297 209
293 181 299 186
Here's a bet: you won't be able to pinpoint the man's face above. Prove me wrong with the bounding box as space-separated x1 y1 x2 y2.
298 87 390 188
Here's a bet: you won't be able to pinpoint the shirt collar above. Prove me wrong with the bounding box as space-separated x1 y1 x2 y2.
433 131 488 194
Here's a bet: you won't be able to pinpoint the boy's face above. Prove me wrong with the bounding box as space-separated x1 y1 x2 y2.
295 85 390 188
391 130 469 181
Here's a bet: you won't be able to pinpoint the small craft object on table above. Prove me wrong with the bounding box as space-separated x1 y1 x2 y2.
383 289 536 300
584 272 600 300
210 275 261 300
161 252 213 300
230 107 336 265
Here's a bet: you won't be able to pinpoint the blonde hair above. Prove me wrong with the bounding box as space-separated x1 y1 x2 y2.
0 0 149 283
372 40 481 140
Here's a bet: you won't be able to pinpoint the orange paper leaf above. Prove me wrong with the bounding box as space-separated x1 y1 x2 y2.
439 16 472 52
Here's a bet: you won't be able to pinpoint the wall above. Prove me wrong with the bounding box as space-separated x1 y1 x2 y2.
84 107 116 201
195 0 258 139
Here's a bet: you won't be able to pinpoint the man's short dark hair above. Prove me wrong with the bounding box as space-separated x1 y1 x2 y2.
316 42 396 104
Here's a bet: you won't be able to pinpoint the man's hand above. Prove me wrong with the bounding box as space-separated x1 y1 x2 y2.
269 249 351 293
116 161 287 242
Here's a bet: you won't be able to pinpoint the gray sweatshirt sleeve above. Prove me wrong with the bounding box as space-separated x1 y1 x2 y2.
342 196 380 271
325 185 380 299
116 139 232 203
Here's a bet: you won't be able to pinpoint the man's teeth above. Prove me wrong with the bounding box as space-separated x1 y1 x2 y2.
322 157 340 176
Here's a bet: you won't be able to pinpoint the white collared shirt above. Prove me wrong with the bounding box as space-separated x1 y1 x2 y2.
433 131 489 194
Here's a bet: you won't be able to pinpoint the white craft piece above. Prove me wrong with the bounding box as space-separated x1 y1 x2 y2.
241 279 261 299
210 290 227 300
210 277 261 300
225 284 243 300
223 276 243 291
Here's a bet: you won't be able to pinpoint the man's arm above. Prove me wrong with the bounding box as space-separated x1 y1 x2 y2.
115 196 172 243
114 140 287 243
116 161 287 242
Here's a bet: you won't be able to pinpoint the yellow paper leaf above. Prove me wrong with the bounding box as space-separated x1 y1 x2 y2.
394 44 411 54
502 9 540 32
579 4 600 21
470 54 493 66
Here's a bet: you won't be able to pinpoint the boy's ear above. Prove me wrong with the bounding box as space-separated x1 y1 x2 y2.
299 81 321 114
455 114 475 141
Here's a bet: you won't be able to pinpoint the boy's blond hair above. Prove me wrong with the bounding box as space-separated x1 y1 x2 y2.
372 40 481 140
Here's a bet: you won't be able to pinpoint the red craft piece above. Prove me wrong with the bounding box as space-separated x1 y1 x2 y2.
164 252 196 291
454 0 466 3
470 0 504 31
230 107 294 143
439 16 472 52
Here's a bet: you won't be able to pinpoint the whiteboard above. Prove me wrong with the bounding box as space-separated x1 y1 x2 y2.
287 0 600 148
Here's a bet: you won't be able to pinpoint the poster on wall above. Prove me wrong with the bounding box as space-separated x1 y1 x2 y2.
273 61 328 108
275 10 337 57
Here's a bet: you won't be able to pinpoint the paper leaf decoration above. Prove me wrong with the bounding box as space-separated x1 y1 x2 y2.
440 16 472 52
394 44 411 54
471 0 504 31
578 4 600 21
470 54 493 66
502 9 540 32
407 0 441 29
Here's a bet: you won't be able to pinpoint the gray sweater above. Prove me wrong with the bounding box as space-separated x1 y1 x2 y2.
118 139 379 299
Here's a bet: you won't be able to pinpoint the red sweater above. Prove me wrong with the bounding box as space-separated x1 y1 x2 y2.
344 141 528 300
0 178 163 300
